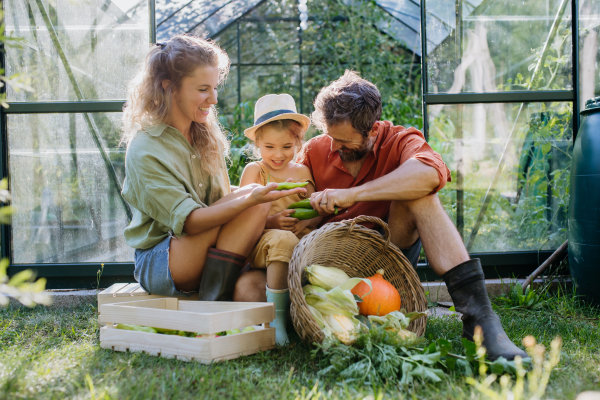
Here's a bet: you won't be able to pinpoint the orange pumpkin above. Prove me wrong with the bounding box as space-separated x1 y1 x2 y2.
351 269 401 316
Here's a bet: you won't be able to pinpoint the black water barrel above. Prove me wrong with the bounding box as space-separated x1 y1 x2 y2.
569 96 600 305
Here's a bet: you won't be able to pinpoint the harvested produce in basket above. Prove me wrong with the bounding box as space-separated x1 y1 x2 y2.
323 315 362 345
306 287 359 316
291 208 319 220
368 310 426 342
305 265 350 290
275 181 308 190
303 284 327 295
351 269 401 316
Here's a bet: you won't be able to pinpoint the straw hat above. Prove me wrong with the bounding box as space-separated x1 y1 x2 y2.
244 94 311 141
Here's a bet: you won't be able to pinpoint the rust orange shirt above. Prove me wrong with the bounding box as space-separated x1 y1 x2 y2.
296 121 451 229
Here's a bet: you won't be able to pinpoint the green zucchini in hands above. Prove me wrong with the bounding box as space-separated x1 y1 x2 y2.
288 198 339 216
288 199 312 209
290 208 320 220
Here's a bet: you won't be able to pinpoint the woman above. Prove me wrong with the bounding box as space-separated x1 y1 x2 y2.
120 35 304 302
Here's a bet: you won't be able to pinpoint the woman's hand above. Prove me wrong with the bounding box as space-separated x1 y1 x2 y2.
266 209 299 230
247 182 307 205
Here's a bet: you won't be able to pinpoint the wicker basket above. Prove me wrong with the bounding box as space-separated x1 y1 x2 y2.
289 216 428 345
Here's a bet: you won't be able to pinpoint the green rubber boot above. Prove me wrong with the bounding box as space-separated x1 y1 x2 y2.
266 285 290 346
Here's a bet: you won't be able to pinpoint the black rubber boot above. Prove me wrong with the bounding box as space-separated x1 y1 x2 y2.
198 248 246 301
443 259 528 361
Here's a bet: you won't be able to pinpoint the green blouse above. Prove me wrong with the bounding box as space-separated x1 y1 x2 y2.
122 123 231 249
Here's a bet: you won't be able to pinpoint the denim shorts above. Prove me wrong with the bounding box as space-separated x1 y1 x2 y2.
374 222 422 269
134 234 195 297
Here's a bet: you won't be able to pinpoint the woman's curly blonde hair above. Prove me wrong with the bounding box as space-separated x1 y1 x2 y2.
122 34 230 175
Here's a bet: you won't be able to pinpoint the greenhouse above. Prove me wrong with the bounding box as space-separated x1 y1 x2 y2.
1 0 600 398
2 0 596 286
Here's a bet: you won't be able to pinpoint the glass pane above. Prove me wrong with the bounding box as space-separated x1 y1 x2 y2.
8 113 133 264
156 0 230 41
426 0 573 93
218 66 240 117
5 0 149 102
428 102 573 253
376 0 423 55
190 0 260 37
214 26 239 65
240 65 300 104
246 0 298 19
579 0 600 110
239 21 299 64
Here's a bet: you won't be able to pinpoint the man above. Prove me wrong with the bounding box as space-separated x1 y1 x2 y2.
297 70 526 361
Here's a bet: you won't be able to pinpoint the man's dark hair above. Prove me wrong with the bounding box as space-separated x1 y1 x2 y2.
311 70 382 137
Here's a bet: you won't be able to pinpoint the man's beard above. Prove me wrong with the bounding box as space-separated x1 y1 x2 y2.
338 138 373 162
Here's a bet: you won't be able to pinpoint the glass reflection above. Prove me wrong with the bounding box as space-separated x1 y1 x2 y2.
426 0 573 93
5 0 149 102
8 113 133 264
429 102 572 253
579 0 600 109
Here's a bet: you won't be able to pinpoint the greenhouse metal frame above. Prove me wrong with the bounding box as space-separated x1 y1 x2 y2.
1 0 589 287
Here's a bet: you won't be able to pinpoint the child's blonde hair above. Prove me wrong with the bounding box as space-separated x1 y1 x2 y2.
122 34 230 175
251 119 304 159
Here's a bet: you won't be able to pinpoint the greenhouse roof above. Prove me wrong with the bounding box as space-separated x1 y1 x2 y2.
155 0 484 56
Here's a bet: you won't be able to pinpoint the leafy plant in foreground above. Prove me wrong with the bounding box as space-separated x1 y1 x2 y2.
467 328 562 400
312 323 521 386
0 178 50 307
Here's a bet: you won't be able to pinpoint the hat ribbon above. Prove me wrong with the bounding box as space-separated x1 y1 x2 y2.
255 109 296 125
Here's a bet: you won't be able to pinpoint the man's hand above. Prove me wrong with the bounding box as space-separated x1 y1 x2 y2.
266 209 299 230
310 188 356 215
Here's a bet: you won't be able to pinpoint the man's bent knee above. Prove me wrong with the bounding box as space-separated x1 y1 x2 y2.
233 270 267 302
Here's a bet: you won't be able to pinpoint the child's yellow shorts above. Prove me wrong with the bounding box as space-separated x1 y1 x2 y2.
248 229 300 269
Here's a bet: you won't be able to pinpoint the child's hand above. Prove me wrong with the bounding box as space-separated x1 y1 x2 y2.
291 219 311 235
266 209 299 230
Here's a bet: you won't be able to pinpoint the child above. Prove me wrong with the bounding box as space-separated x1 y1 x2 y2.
240 94 319 344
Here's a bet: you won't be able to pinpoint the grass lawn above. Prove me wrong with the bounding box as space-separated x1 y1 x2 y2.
1 286 599 400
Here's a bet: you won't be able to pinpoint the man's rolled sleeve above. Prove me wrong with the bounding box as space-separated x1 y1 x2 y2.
398 130 452 194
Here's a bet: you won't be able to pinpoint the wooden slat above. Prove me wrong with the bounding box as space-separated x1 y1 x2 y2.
100 327 211 361
98 283 128 297
98 299 275 334
131 286 148 296
165 298 178 310
117 283 141 295
98 293 166 308
99 326 275 364
210 327 275 359
100 298 167 312
177 301 273 313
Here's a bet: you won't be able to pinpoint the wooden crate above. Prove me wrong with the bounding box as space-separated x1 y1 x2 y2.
97 283 199 308
99 298 276 363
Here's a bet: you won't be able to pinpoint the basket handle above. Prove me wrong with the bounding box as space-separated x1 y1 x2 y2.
346 216 391 253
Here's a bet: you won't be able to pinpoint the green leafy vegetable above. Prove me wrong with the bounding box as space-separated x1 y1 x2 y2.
313 324 523 386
